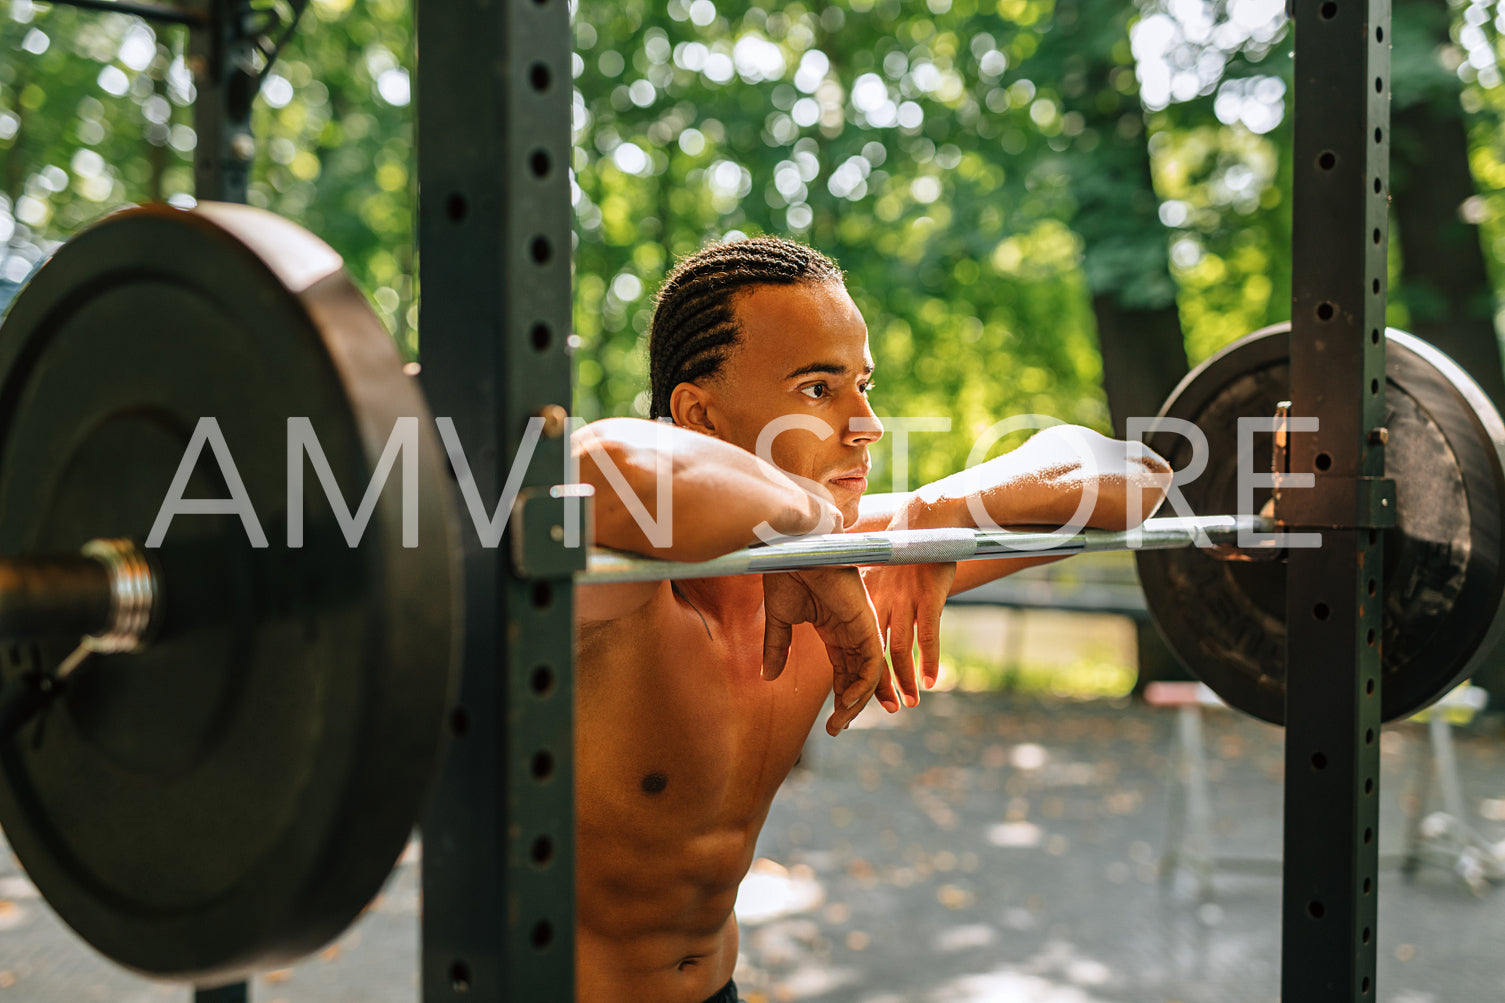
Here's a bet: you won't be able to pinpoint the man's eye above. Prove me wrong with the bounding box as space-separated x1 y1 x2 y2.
800 383 828 399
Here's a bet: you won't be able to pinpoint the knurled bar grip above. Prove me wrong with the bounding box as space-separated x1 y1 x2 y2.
581 514 1272 584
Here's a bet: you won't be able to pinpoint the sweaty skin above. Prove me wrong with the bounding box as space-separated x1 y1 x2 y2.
572 281 1169 1003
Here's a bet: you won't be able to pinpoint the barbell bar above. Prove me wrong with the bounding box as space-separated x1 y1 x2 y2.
0 514 1274 657
577 514 1274 584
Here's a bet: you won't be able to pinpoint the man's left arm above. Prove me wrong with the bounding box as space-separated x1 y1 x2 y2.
858 425 1171 700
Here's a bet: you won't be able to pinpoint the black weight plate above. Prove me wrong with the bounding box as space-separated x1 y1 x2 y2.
0 204 459 982
1137 324 1505 725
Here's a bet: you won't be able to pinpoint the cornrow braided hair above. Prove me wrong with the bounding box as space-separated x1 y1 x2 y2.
648 236 844 419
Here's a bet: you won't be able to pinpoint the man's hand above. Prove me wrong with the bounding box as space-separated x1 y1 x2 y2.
863 560 957 704
762 567 895 735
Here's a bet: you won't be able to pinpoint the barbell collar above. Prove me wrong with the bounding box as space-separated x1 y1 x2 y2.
578 514 1275 585
0 539 156 654
77 539 156 655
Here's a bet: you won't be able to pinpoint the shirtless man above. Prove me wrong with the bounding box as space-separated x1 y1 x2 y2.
572 237 1170 1003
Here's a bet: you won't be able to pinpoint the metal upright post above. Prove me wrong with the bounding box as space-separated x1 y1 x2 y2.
189 0 257 203
1281 0 1392 996
415 0 578 1000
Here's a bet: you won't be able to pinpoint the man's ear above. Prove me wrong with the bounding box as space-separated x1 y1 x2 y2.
669 382 718 436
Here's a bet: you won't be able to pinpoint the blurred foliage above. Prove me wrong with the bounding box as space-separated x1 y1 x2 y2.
2 0 1503 482
0 0 417 349
568 0 1297 482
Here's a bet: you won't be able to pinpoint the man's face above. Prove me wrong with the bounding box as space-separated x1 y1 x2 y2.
699 280 884 527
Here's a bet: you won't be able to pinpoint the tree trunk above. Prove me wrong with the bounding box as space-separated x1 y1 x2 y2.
1390 108 1505 406
1045 0 1195 690
1390 0 1505 703
1094 298 1189 436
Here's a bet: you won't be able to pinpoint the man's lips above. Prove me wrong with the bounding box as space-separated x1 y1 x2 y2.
828 468 869 492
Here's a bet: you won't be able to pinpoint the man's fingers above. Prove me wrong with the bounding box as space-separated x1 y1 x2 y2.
887 613 921 707
915 590 951 683
874 658 901 714
830 644 886 730
917 603 944 689
762 615 794 681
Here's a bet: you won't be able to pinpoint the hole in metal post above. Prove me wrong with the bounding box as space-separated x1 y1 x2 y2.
1317 151 1336 170
1371 327 1380 344
1364 827 1373 844
1366 678 1375 696
1375 76 1383 93
1374 126 1383 144
531 322 552 351
1315 452 1332 471
531 920 555 949
531 236 553 263
531 835 554 866
1364 877 1372 893
1319 0 1336 16
1311 752 1327 770
1372 228 1381 244
1365 728 1375 745
1373 278 1381 294
1377 25 1383 40
450 707 469 736
1308 900 1326 919
1314 602 1331 620
530 149 552 177
1367 578 1376 596
1365 777 1374 793
1371 378 1380 395
529 63 551 91
1316 301 1335 321
531 750 555 781
1374 177 1383 194
531 665 555 697
532 581 553 609
446 193 468 222
450 961 471 992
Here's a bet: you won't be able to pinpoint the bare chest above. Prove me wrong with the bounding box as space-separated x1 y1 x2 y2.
575 592 831 829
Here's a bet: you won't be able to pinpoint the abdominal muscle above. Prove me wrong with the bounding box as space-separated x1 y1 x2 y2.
574 581 831 1003
575 831 747 1003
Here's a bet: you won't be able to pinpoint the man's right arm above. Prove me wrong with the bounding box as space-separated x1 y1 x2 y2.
572 418 841 621
574 417 840 561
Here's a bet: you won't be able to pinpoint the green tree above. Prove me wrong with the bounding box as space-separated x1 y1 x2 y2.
0 0 416 353
1391 0 1505 406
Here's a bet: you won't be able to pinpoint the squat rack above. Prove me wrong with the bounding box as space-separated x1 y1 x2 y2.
412 0 1394 996
26 0 1392 1000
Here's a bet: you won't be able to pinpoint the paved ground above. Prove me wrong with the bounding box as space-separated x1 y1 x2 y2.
5 691 1505 1002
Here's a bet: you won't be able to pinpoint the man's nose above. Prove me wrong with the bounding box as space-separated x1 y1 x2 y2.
846 404 883 445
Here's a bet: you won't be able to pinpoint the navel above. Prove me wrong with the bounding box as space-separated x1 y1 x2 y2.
640 771 668 795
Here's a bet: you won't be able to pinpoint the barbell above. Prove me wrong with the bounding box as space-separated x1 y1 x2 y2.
0 203 1502 983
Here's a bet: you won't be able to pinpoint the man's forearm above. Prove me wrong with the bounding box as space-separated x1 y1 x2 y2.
905 426 1169 532
574 418 837 561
